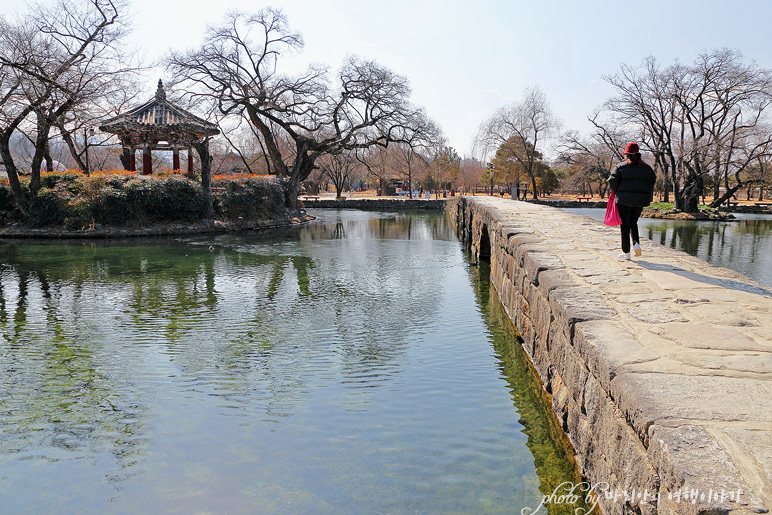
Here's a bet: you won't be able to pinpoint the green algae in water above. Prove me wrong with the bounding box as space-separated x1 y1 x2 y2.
473 259 594 515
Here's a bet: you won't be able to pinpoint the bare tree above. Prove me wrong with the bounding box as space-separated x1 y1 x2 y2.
355 146 392 196
557 115 630 198
166 8 434 208
475 87 560 199
319 151 358 199
457 158 484 194
604 50 772 211
393 142 431 198
427 145 459 197
0 0 135 216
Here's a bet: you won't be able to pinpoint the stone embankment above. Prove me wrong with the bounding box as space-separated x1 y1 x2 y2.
450 196 772 515
301 198 446 210
0 213 314 239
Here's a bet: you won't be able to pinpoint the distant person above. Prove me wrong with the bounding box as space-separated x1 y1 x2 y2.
608 142 657 260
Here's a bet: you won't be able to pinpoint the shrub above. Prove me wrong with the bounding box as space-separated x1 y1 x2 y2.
0 185 22 224
40 172 82 192
90 186 131 225
158 176 204 220
213 176 284 219
28 188 75 227
2 171 287 228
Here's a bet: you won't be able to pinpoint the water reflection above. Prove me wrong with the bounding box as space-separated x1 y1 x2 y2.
0 209 583 514
564 208 772 287
472 260 591 514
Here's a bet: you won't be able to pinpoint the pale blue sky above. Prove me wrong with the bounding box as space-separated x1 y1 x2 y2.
4 0 772 158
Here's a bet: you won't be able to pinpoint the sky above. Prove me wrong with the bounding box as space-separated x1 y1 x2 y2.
4 0 772 159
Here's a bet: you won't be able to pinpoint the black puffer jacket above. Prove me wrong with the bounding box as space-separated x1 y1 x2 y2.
608 161 657 207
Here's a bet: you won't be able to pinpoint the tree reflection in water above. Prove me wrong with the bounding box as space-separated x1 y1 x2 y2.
641 216 772 287
0 209 587 513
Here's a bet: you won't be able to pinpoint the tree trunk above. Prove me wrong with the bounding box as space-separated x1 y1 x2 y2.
528 168 538 200
680 172 703 213
59 126 88 172
0 137 29 217
119 148 132 171
43 140 53 173
193 139 214 219
709 185 742 209
29 118 52 197
671 166 683 210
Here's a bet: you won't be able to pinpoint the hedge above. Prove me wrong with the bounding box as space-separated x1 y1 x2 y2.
0 172 287 228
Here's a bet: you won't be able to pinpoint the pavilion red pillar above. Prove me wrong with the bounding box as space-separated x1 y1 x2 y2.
173 146 180 171
129 147 136 171
188 148 194 174
143 145 152 175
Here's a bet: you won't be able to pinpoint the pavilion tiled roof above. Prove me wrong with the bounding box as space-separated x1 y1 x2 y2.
99 80 219 138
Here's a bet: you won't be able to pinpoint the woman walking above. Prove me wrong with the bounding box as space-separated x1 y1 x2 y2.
608 143 657 260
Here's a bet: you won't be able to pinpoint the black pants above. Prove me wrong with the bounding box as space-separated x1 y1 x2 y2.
617 204 643 253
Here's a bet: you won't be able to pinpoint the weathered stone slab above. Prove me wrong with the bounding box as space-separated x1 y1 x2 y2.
556 340 590 406
523 251 565 287
578 375 659 515
670 351 772 374
682 303 761 327
648 424 768 514
600 283 656 295
573 321 660 394
650 324 772 352
616 293 679 304
514 243 554 268
611 373 772 444
584 274 646 286
537 268 576 295
640 269 726 290
625 303 688 323
573 264 629 278
549 287 617 342
720 427 772 508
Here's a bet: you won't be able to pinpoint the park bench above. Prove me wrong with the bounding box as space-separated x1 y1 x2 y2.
575 196 593 202
301 195 320 201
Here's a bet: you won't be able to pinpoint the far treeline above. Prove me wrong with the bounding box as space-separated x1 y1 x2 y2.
2 0 772 226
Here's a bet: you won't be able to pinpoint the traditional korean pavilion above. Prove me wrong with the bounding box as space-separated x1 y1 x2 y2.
99 80 219 174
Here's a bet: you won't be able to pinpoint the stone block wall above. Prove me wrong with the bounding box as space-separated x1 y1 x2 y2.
449 197 770 515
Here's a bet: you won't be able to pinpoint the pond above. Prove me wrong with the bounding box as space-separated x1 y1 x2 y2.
565 208 772 288
0 210 589 514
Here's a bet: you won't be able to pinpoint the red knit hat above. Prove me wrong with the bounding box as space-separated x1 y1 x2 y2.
623 142 640 155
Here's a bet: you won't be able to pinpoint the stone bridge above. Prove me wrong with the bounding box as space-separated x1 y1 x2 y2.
450 196 772 515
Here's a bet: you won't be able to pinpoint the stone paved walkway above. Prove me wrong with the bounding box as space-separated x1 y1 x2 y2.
475 197 772 514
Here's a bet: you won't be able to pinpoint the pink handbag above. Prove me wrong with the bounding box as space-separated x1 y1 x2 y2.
604 191 622 226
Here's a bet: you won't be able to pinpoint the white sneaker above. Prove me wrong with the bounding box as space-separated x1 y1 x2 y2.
633 243 642 257
618 252 631 260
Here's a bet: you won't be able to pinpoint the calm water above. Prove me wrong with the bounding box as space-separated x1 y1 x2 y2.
566 208 772 287
0 210 587 514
